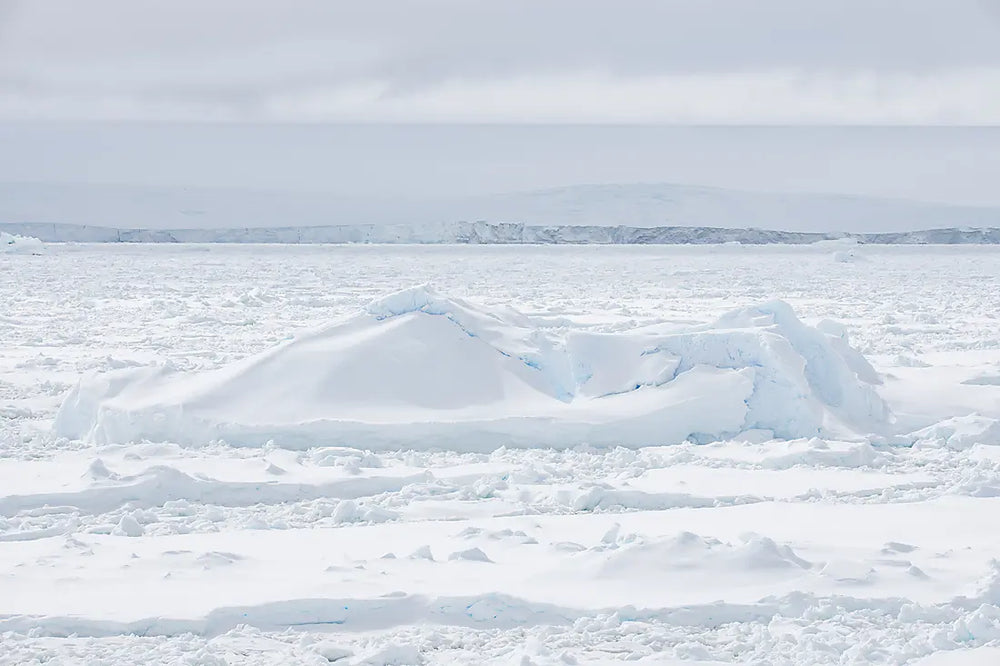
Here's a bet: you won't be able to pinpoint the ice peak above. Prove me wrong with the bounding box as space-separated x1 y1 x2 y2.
365 284 451 320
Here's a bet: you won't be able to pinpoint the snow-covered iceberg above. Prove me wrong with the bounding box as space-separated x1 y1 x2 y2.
1 231 44 255
55 286 890 450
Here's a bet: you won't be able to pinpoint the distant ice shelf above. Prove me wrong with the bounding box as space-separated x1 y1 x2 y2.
3 221 1000 245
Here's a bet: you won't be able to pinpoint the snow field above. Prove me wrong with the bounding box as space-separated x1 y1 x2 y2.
3 244 1000 664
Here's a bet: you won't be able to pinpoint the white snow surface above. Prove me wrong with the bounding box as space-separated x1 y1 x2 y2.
4 244 1000 665
55 285 888 450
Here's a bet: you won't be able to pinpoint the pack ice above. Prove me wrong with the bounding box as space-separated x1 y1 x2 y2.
55 286 889 449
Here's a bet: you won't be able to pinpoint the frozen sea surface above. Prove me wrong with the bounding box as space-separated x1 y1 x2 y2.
3 244 1000 665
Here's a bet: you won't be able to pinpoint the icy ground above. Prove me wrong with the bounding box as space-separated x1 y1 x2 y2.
3 243 1000 665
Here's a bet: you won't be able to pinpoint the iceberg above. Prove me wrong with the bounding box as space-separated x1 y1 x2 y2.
55 286 890 450
0 231 44 255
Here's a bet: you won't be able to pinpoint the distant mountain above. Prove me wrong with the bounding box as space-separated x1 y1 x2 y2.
3 182 1000 233
464 184 1000 233
3 220 999 245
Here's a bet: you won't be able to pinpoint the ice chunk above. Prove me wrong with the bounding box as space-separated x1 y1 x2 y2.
112 513 144 537
911 414 1000 450
448 547 492 562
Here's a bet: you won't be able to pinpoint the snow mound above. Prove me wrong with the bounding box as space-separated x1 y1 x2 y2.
962 372 1000 386
54 286 890 450
598 532 812 577
910 415 1000 450
832 249 867 263
0 231 44 255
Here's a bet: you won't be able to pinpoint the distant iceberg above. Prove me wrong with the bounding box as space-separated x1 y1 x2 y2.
55 286 890 450
1 231 44 255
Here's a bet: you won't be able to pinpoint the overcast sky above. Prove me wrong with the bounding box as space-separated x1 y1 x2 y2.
3 0 1000 123
3 2 1000 213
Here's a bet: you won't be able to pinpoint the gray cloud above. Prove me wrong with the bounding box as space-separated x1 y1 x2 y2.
2 0 1000 122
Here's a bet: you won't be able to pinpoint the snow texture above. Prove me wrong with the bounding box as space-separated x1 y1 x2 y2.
6 243 1000 665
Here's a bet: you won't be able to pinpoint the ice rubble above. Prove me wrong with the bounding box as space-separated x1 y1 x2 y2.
0 231 44 255
55 286 890 449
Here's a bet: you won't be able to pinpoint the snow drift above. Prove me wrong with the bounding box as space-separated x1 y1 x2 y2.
0 231 44 255
55 286 890 450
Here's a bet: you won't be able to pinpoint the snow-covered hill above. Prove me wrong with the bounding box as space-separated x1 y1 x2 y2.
3 182 1000 234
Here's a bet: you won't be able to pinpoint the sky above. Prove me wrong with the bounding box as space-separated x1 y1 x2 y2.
1 1 1000 219
2 0 1000 124
4 124 1000 207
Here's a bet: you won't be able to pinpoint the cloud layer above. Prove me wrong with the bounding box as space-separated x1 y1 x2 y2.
2 0 1000 123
